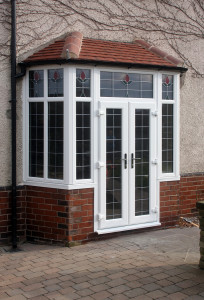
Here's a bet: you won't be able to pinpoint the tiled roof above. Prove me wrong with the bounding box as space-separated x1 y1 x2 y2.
23 32 183 69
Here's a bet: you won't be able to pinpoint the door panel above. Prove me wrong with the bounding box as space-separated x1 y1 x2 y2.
129 102 157 225
98 102 128 229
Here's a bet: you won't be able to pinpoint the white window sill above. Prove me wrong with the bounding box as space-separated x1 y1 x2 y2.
158 175 180 182
23 180 96 190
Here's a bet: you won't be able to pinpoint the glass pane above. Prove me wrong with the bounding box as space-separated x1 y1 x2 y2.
48 102 64 179
76 102 91 179
100 72 153 98
135 109 150 216
29 70 44 97
106 109 122 220
162 104 174 173
29 102 44 177
48 69 64 97
162 75 174 100
76 69 91 97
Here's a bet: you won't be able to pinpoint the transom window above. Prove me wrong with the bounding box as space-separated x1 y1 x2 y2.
100 71 153 98
76 69 91 97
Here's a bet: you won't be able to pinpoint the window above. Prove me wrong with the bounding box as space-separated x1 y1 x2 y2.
100 71 153 98
162 74 173 100
29 102 44 177
162 104 173 173
28 69 64 181
48 102 64 179
76 102 91 179
48 69 64 97
29 70 44 97
76 69 91 97
161 74 177 175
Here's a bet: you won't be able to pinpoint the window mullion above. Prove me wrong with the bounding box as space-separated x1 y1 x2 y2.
44 100 48 180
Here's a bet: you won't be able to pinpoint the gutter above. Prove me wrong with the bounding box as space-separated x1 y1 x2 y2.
22 59 188 73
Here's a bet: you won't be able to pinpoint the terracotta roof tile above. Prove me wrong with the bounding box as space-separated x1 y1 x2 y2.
24 32 182 69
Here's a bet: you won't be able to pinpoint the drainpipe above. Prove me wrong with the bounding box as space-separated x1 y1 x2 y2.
11 0 17 249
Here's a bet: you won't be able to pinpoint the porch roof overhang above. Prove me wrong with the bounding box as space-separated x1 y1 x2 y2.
21 32 188 73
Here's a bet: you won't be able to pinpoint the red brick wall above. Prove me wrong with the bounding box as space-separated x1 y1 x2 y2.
26 186 94 245
1 173 204 245
160 174 204 227
0 186 26 244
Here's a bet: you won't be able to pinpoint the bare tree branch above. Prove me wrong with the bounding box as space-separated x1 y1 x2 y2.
0 0 203 75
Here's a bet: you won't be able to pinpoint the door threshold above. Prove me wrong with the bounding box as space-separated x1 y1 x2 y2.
96 222 161 235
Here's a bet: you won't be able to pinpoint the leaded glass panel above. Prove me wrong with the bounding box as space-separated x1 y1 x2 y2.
76 69 91 97
29 70 44 97
76 102 91 179
106 109 122 220
48 102 64 179
162 75 174 100
48 69 64 97
29 102 44 177
162 104 174 173
100 72 153 98
135 109 150 216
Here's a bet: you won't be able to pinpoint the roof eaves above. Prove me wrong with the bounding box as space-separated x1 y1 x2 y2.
20 58 188 73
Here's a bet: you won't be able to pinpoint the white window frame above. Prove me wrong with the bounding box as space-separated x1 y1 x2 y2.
23 66 67 189
73 67 94 185
158 72 180 181
23 65 180 190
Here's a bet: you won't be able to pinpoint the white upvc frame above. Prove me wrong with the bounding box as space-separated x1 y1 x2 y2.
95 68 160 233
24 66 67 188
23 65 180 195
158 72 180 181
72 67 94 185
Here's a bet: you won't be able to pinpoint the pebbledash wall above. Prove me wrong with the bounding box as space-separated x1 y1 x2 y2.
1 2 204 246
1 175 204 245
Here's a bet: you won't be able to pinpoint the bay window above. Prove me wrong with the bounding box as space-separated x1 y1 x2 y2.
24 66 180 188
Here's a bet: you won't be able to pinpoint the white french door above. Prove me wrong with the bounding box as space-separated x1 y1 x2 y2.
98 101 158 231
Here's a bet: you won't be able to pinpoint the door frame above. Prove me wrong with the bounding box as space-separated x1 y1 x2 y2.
97 100 160 233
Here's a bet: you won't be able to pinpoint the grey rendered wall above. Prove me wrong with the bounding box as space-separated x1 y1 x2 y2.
0 0 203 186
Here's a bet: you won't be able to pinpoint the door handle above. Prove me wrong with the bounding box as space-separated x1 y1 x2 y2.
131 153 134 168
121 153 127 169
131 153 141 168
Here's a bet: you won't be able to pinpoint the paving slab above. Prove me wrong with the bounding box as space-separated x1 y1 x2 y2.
0 227 203 299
